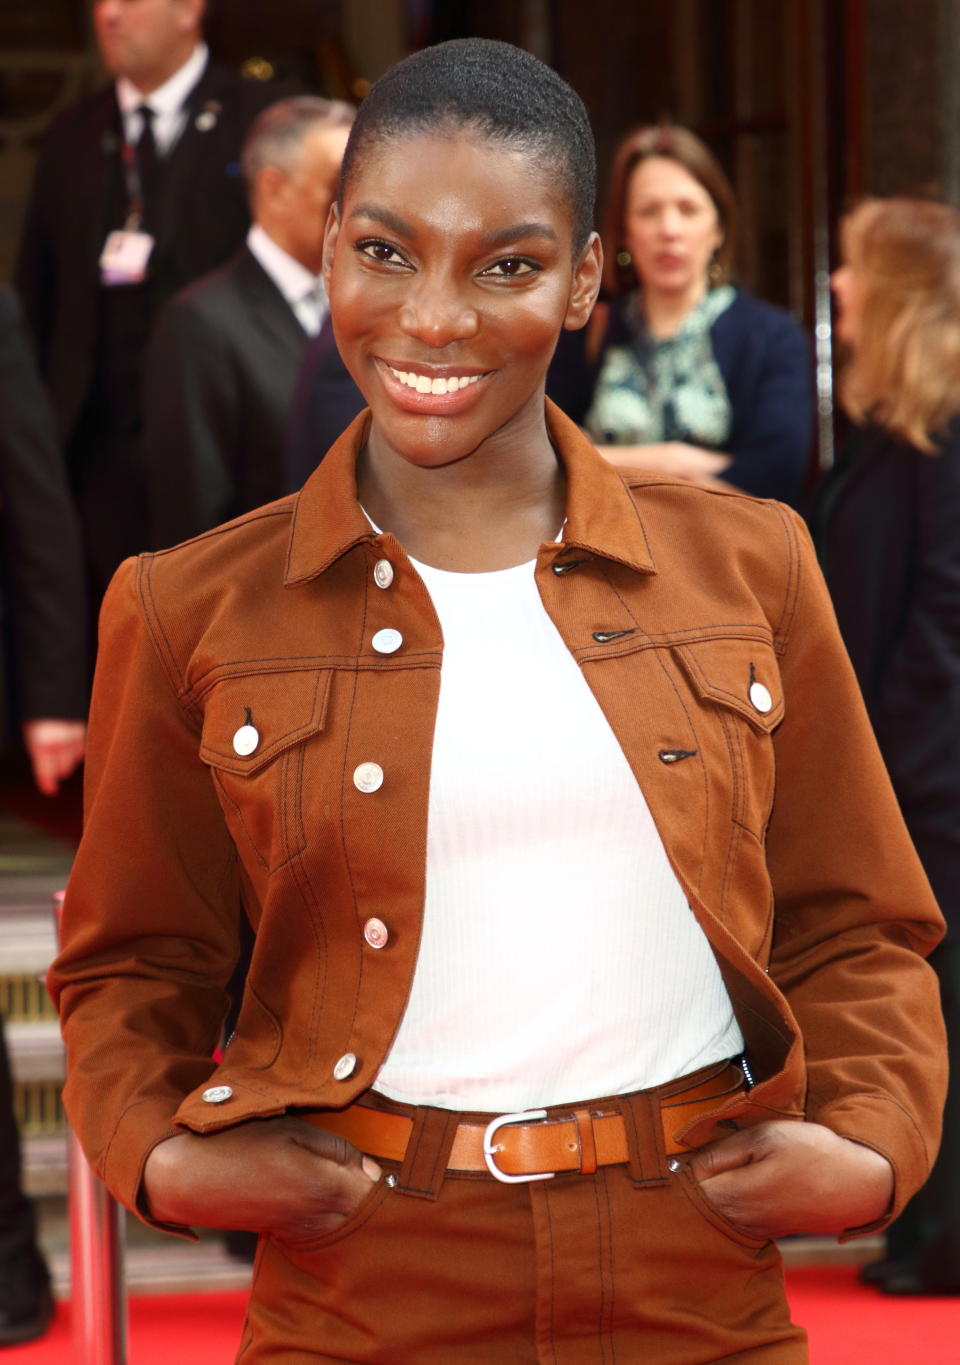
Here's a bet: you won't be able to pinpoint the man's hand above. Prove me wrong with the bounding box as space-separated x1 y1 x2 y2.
143 1116 383 1248
686 1120 894 1240
22 718 85 796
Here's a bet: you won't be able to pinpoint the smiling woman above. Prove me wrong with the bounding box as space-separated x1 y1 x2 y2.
49 38 947 1365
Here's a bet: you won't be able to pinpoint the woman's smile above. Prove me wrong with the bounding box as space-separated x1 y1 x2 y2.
373 357 494 415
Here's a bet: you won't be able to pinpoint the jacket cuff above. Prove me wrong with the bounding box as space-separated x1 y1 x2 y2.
814 1092 935 1240
100 1097 198 1241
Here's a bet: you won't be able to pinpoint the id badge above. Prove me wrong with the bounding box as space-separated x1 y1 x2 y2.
100 229 155 285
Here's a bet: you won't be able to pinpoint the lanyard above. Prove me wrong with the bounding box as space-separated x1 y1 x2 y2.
120 139 145 232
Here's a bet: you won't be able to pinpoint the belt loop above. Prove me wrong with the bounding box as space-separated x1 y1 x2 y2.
618 1090 670 1188
396 1104 460 1201
573 1110 598 1176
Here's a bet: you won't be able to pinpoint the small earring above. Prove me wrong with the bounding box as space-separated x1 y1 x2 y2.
616 248 632 269
708 254 724 286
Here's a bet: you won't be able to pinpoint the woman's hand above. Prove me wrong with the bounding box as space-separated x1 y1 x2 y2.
597 441 731 481
686 1120 894 1240
143 1116 383 1248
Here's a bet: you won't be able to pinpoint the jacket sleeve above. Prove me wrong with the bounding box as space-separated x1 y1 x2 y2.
142 295 239 549
765 505 946 1224
0 288 87 718
48 558 241 1230
721 309 814 506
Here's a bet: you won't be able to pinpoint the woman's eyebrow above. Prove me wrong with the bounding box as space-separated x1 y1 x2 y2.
348 203 415 236
481 222 558 248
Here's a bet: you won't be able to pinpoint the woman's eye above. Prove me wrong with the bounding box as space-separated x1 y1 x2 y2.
482 257 539 279
357 240 409 267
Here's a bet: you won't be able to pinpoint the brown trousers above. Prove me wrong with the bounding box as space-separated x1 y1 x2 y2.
236 1086 808 1364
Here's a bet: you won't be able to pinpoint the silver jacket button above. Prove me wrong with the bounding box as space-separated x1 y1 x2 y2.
202 1085 233 1104
363 917 389 949
333 1052 357 1081
373 559 394 589
749 681 773 713
353 762 384 793
372 628 403 654
232 724 259 756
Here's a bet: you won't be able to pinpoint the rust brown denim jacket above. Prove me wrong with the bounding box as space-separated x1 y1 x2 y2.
50 402 946 1236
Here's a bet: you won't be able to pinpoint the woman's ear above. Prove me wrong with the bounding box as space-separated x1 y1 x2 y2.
564 232 603 331
321 203 341 292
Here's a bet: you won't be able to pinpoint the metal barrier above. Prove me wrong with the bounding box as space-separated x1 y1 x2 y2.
53 890 128 1365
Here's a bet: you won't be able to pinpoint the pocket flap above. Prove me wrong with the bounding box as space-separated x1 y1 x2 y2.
199 669 332 774
674 638 784 734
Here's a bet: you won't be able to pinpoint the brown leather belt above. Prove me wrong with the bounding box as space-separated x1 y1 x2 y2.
311 1062 746 1183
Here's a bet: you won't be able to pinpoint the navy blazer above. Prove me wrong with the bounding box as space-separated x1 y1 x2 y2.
548 289 814 506
283 321 367 492
812 419 960 929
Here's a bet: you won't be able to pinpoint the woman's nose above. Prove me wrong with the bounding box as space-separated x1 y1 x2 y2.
398 275 480 347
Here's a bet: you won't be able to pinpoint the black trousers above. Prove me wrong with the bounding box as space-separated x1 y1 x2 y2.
0 1013 35 1260
886 938 960 1286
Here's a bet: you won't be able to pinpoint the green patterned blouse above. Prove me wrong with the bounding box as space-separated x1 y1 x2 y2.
585 285 736 447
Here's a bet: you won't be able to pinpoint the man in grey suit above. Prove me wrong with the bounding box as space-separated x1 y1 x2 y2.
142 96 362 548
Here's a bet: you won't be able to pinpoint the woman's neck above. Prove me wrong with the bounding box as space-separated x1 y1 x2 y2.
358 415 566 573
641 279 709 339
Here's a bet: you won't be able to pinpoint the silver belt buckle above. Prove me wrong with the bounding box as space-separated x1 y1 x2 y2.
482 1108 556 1184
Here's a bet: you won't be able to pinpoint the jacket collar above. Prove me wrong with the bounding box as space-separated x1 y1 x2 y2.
284 398 657 585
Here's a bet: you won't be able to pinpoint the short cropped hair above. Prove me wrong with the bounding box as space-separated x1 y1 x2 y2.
601 124 737 296
339 38 596 254
241 96 356 197
839 197 960 453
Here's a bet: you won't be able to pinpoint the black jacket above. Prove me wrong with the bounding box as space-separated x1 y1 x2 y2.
0 286 86 722
812 419 960 928
14 58 278 443
143 246 323 547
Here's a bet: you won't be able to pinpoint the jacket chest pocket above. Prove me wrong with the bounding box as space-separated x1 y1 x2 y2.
198 669 332 874
674 638 783 841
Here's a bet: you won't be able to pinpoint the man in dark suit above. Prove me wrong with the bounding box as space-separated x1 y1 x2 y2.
14 0 279 600
0 285 87 1345
143 96 363 548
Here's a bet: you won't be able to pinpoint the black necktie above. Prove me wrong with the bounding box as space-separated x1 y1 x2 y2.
135 104 160 227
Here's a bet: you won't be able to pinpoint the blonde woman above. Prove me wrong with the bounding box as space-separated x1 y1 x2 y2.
817 196 960 1295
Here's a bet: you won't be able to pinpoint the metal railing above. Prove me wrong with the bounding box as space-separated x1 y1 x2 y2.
53 889 128 1365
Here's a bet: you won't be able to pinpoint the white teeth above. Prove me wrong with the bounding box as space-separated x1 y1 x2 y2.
388 366 483 396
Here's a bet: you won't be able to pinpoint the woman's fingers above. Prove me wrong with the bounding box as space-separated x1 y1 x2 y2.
684 1120 894 1240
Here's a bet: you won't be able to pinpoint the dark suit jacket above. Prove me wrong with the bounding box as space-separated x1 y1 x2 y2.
283 319 367 492
812 419 960 928
143 246 322 547
14 57 278 444
0 286 86 722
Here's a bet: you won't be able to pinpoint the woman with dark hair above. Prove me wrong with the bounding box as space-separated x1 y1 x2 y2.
551 124 813 504
815 196 960 1297
50 42 944 1362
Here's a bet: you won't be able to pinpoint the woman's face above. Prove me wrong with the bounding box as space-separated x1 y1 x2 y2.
830 258 865 350
323 129 601 470
623 155 723 301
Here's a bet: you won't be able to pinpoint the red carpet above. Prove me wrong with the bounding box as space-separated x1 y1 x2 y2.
3 1268 957 1362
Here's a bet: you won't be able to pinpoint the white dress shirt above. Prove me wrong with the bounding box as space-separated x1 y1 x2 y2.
246 224 328 336
115 42 209 155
